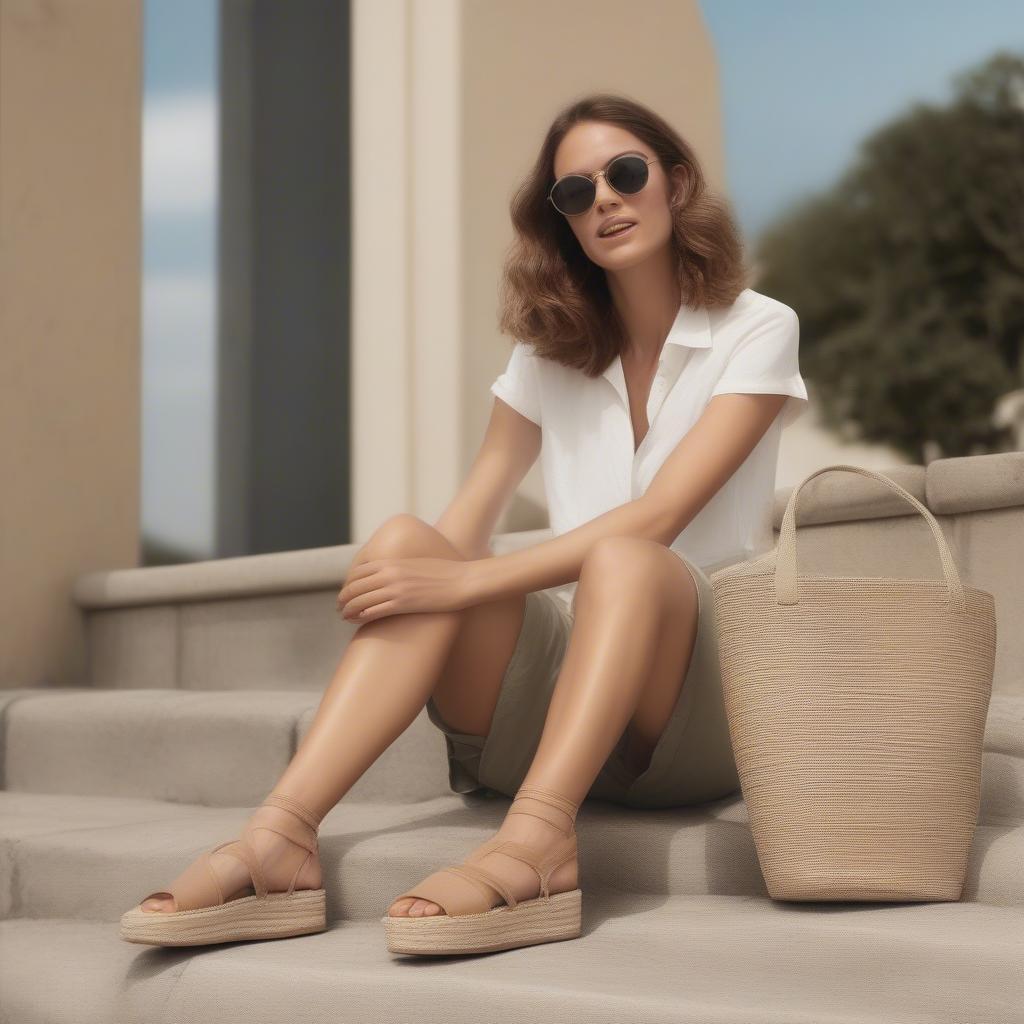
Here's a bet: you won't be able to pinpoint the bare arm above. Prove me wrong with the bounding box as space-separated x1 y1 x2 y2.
463 391 789 603
430 395 542 560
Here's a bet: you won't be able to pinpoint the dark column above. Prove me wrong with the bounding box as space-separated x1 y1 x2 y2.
216 0 351 556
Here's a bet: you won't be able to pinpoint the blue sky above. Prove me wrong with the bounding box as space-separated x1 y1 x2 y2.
144 0 216 93
141 0 218 555
700 0 1024 237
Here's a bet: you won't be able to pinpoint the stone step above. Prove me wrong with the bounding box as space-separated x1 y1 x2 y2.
0 687 451 806
5 687 1023 815
2 789 1022 926
2 899 1022 1024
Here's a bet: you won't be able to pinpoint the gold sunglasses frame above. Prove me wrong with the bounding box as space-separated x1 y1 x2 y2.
547 153 659 217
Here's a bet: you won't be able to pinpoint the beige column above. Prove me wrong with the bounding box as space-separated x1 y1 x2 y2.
349 0 720 539
350 0 466 541
0 0 142 688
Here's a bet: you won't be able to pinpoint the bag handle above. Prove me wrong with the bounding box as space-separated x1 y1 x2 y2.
774 463 966 613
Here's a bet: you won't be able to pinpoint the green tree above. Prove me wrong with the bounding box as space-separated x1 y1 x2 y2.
756 52 1024 461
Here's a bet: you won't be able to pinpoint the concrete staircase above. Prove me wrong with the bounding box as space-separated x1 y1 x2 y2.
3 452 1024 1023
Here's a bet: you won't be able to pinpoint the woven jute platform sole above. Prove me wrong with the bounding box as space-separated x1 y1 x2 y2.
381 887 582 956
120 888 327 947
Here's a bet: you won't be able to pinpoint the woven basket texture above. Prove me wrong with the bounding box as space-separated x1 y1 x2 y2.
710 464 997 903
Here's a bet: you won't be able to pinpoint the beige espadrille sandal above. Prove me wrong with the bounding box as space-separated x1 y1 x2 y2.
382 783 582 956
120 792 327 947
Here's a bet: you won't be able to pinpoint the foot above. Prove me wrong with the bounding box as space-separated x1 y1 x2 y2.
387 805 577 918
140 804 323 913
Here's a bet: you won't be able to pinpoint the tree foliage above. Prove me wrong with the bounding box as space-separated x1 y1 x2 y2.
755 52 1024 461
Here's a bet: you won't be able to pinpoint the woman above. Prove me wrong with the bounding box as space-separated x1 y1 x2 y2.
120 92 808 956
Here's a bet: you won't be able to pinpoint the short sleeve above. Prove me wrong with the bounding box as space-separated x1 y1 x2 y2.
709 306 809 428
490 341 542 426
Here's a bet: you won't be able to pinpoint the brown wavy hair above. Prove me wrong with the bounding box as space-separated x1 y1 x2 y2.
498 92 750 376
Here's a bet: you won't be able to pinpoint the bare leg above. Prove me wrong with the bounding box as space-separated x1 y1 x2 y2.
523 537 700 796
388 535 699 917
142 514 523 912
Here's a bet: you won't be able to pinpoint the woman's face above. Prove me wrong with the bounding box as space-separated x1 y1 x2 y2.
551 121 683 272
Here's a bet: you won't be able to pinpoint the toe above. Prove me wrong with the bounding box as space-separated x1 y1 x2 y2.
388 897 416 917
411 899 443 916
140 893 175 913
387 896 447 918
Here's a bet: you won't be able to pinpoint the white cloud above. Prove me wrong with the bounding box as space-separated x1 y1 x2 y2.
143 91 219 216
143 273 216 377
142 272 217 555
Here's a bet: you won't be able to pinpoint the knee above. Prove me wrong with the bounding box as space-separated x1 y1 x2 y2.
577 535 666 606
363 513 461 560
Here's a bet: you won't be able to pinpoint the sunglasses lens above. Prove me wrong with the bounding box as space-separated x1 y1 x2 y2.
550 155 653 215
607 154 650 195
550 175 595 216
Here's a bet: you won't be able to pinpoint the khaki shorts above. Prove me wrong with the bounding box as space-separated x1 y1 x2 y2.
426 550 740 809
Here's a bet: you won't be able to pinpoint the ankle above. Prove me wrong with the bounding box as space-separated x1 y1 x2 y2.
263 791 324 831
508 784 580 837
497 814 575 851
246 795 322 853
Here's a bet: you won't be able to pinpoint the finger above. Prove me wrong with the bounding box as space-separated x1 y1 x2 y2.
347 560 384 580
337 572 381 608
342 600 381 621
340 551 373 589
338 596 376 618
340 587 392 620
337 563 377 600
348 599 398 624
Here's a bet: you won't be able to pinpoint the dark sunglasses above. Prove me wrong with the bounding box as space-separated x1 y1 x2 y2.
547 152 658 217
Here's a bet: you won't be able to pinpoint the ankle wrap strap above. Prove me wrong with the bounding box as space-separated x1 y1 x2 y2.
510 784 580 835
262 792 323 831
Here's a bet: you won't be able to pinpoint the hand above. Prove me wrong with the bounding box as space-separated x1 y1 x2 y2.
336 556 477 623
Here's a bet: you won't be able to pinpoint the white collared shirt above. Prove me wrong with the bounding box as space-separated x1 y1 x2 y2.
490 287 809 612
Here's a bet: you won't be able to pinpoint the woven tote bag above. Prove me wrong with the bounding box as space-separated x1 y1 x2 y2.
710 464 996 903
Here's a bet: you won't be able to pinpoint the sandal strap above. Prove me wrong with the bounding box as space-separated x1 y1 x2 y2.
481 836 578 899
516 783 579 817
204 850 225 905
286 850 314 895
139 798 322 913
211 838 268 899
247 793 322 856
393 867 493 917
245 821 318 857
391 823 578 917
507 784 580 836
262 792 323 831
444 862 519 910
148 843 233 913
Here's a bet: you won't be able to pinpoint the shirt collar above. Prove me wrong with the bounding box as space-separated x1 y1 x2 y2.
663 300 713 351
600 301 712 393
